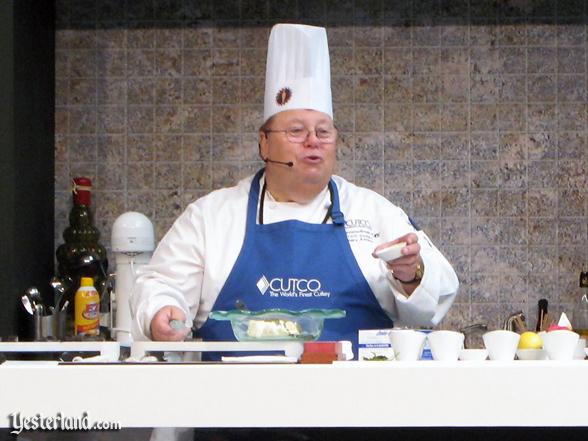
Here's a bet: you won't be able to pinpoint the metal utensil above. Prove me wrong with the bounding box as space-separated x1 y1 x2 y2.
21 295 34 315
503 311 526 332
34 312 42 341
25 287 44 316
50 276 67 311
513 314 527 333
24 287 44 339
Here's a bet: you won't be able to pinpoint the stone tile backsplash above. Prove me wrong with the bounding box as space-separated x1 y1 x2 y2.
55 0 588 331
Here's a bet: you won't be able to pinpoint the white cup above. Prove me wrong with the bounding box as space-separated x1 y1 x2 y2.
543 330 580 361
427 330 464 361
483 330 520 361
389 329 426 361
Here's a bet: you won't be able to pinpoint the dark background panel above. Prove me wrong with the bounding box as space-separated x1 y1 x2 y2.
0 0 55 340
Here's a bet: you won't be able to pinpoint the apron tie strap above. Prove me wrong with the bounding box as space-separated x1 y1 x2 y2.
331 210 345 225
327 179 345 225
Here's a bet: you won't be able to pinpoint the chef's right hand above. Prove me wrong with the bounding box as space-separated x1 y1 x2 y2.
150 305 191 341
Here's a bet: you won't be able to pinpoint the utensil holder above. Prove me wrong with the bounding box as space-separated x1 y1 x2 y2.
39 313 67 340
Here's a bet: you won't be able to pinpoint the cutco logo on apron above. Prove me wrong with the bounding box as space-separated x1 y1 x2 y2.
256 275 331 298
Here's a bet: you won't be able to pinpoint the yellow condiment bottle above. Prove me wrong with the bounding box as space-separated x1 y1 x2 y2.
74 277 100 336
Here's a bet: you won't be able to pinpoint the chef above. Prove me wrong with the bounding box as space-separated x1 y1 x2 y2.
131 24 459 355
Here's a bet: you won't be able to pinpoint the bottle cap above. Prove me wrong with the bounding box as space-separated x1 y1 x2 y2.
72 177 92 206
80 277 94 287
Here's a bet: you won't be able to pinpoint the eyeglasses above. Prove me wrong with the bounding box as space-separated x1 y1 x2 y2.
264 126 338 144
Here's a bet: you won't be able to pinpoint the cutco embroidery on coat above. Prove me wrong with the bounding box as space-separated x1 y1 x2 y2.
257 275 331 298
344 219 375 243
276 87 292 105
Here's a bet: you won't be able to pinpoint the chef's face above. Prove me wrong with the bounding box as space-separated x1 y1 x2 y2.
259 109 337 186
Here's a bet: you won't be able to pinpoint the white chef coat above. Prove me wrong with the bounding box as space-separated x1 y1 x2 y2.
131 173 459 340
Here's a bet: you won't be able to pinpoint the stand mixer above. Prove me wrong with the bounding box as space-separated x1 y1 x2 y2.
110 212 155 343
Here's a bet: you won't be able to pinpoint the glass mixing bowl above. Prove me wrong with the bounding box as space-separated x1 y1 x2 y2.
208 308 346 341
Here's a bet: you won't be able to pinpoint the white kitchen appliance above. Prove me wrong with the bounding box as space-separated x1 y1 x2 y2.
111 212 155 343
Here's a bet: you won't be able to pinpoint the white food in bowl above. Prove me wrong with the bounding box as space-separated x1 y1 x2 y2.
246 319 302 338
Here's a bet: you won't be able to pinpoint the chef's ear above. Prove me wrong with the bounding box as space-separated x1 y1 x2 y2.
257 142 265 162
258 132 269 160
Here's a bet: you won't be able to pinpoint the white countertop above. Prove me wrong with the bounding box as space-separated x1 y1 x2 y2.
1 360 587 428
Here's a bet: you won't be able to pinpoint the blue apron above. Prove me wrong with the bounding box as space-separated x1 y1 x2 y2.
196 169 394 359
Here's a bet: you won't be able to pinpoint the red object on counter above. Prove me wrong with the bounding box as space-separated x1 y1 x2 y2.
303 341 338 354
301 341 340 363
72 177 92 206
300 353 338 364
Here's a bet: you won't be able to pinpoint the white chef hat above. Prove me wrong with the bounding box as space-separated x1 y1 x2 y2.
263 23 333 122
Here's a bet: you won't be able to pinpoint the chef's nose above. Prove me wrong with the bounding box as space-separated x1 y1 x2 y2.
303 129 321 147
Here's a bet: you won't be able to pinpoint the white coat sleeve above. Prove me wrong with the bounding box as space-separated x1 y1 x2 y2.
131 203 205 340
384 229 459 328
367 195 459 328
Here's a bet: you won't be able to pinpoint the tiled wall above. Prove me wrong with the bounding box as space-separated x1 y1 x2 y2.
55 1 588 331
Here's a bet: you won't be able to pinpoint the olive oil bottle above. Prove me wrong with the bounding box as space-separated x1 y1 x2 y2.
55 177 108 288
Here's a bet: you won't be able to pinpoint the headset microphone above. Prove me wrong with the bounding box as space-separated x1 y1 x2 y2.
263 157 294 167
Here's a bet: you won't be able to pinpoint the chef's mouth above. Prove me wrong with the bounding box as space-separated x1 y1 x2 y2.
302 155 323 163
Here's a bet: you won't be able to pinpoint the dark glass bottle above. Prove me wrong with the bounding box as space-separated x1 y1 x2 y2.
573 272 588 341
56 177 108 297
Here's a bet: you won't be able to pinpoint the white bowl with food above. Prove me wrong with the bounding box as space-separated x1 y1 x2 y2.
208 308 346 341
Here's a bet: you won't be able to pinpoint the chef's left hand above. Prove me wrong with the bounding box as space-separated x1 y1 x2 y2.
372 232 421 283
150 305 191 341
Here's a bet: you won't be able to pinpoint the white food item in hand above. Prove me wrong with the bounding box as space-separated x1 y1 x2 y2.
374 242 406 262
247 319 302 338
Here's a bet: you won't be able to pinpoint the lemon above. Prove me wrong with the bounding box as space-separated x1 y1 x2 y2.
518 331 543 349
